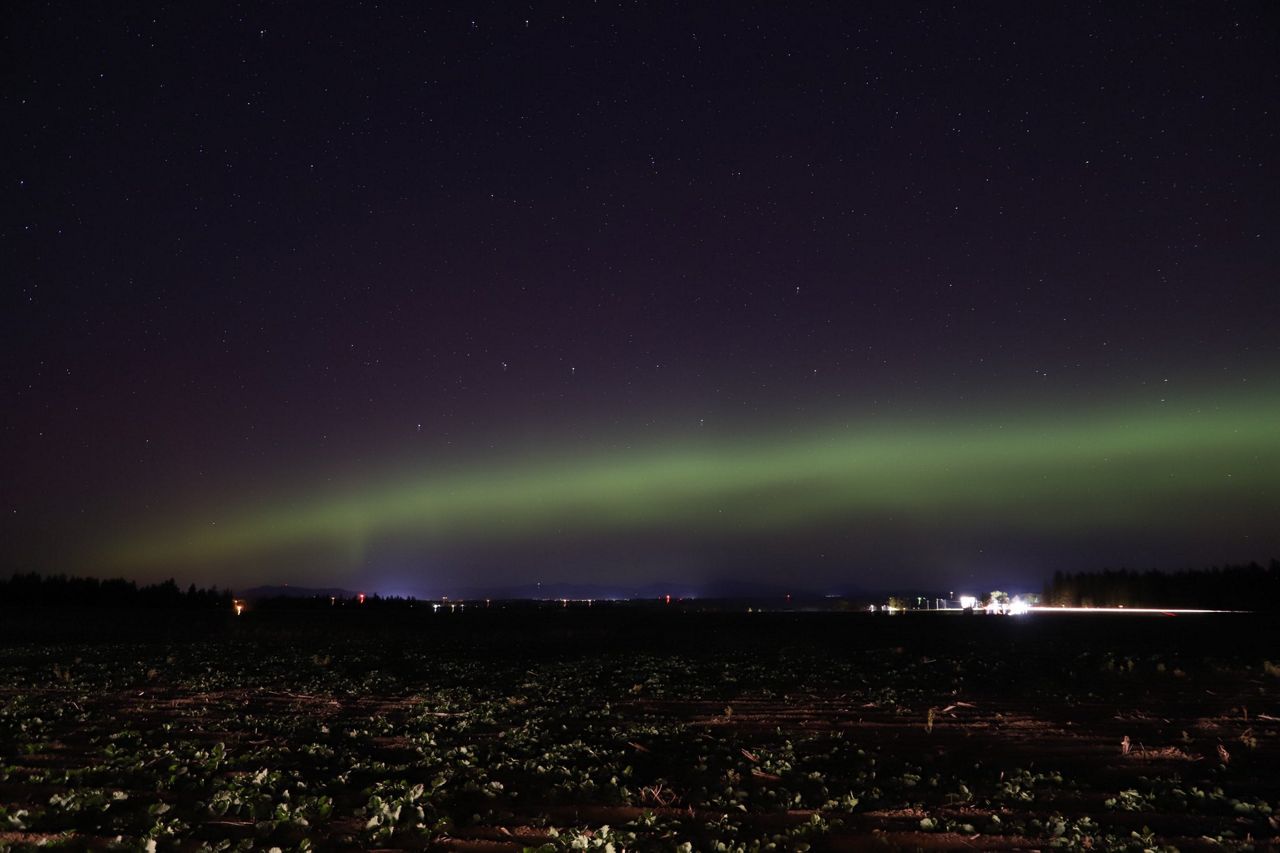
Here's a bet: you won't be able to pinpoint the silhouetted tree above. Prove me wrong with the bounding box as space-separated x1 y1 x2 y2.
0 573 235 609
1042 561 1279 611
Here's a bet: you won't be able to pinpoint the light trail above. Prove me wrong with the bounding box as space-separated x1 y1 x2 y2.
1028 606 1243 614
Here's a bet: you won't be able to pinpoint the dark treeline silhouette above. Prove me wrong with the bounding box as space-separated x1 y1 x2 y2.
1043 560 1280 611
6 563 1278 611
0 573 233 609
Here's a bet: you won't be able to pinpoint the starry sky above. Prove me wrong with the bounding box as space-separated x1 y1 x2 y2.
4 3 1279 595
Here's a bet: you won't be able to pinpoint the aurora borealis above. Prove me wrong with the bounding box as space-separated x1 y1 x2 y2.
100 388 1280 590
5 4 1279 594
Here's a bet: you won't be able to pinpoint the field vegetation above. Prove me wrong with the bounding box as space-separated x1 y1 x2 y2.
1 607 1277 851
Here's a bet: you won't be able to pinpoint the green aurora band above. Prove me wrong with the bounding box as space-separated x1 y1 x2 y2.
105 391 1280 569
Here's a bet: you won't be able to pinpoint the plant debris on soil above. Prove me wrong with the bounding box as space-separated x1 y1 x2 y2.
0 607 1277 851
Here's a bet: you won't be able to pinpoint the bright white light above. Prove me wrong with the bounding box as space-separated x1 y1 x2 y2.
1008 596 1031 615
959 595 977 610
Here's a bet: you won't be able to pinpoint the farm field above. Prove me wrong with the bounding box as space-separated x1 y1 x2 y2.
1 608 1277 851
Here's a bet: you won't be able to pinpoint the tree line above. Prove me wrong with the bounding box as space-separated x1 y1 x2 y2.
0 573 233 608
1043 560 1280 611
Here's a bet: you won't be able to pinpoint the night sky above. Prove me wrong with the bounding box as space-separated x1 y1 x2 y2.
5 3 1279 596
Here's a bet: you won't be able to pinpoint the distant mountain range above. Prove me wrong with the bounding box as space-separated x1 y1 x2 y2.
241 579 888 601
240 585 361 600
462 580 826 601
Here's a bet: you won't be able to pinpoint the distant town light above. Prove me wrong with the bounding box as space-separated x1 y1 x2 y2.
233 599 245 616
959 595 977 610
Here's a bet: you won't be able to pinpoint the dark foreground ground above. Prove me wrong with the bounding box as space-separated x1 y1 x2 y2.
0 606 1277 851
